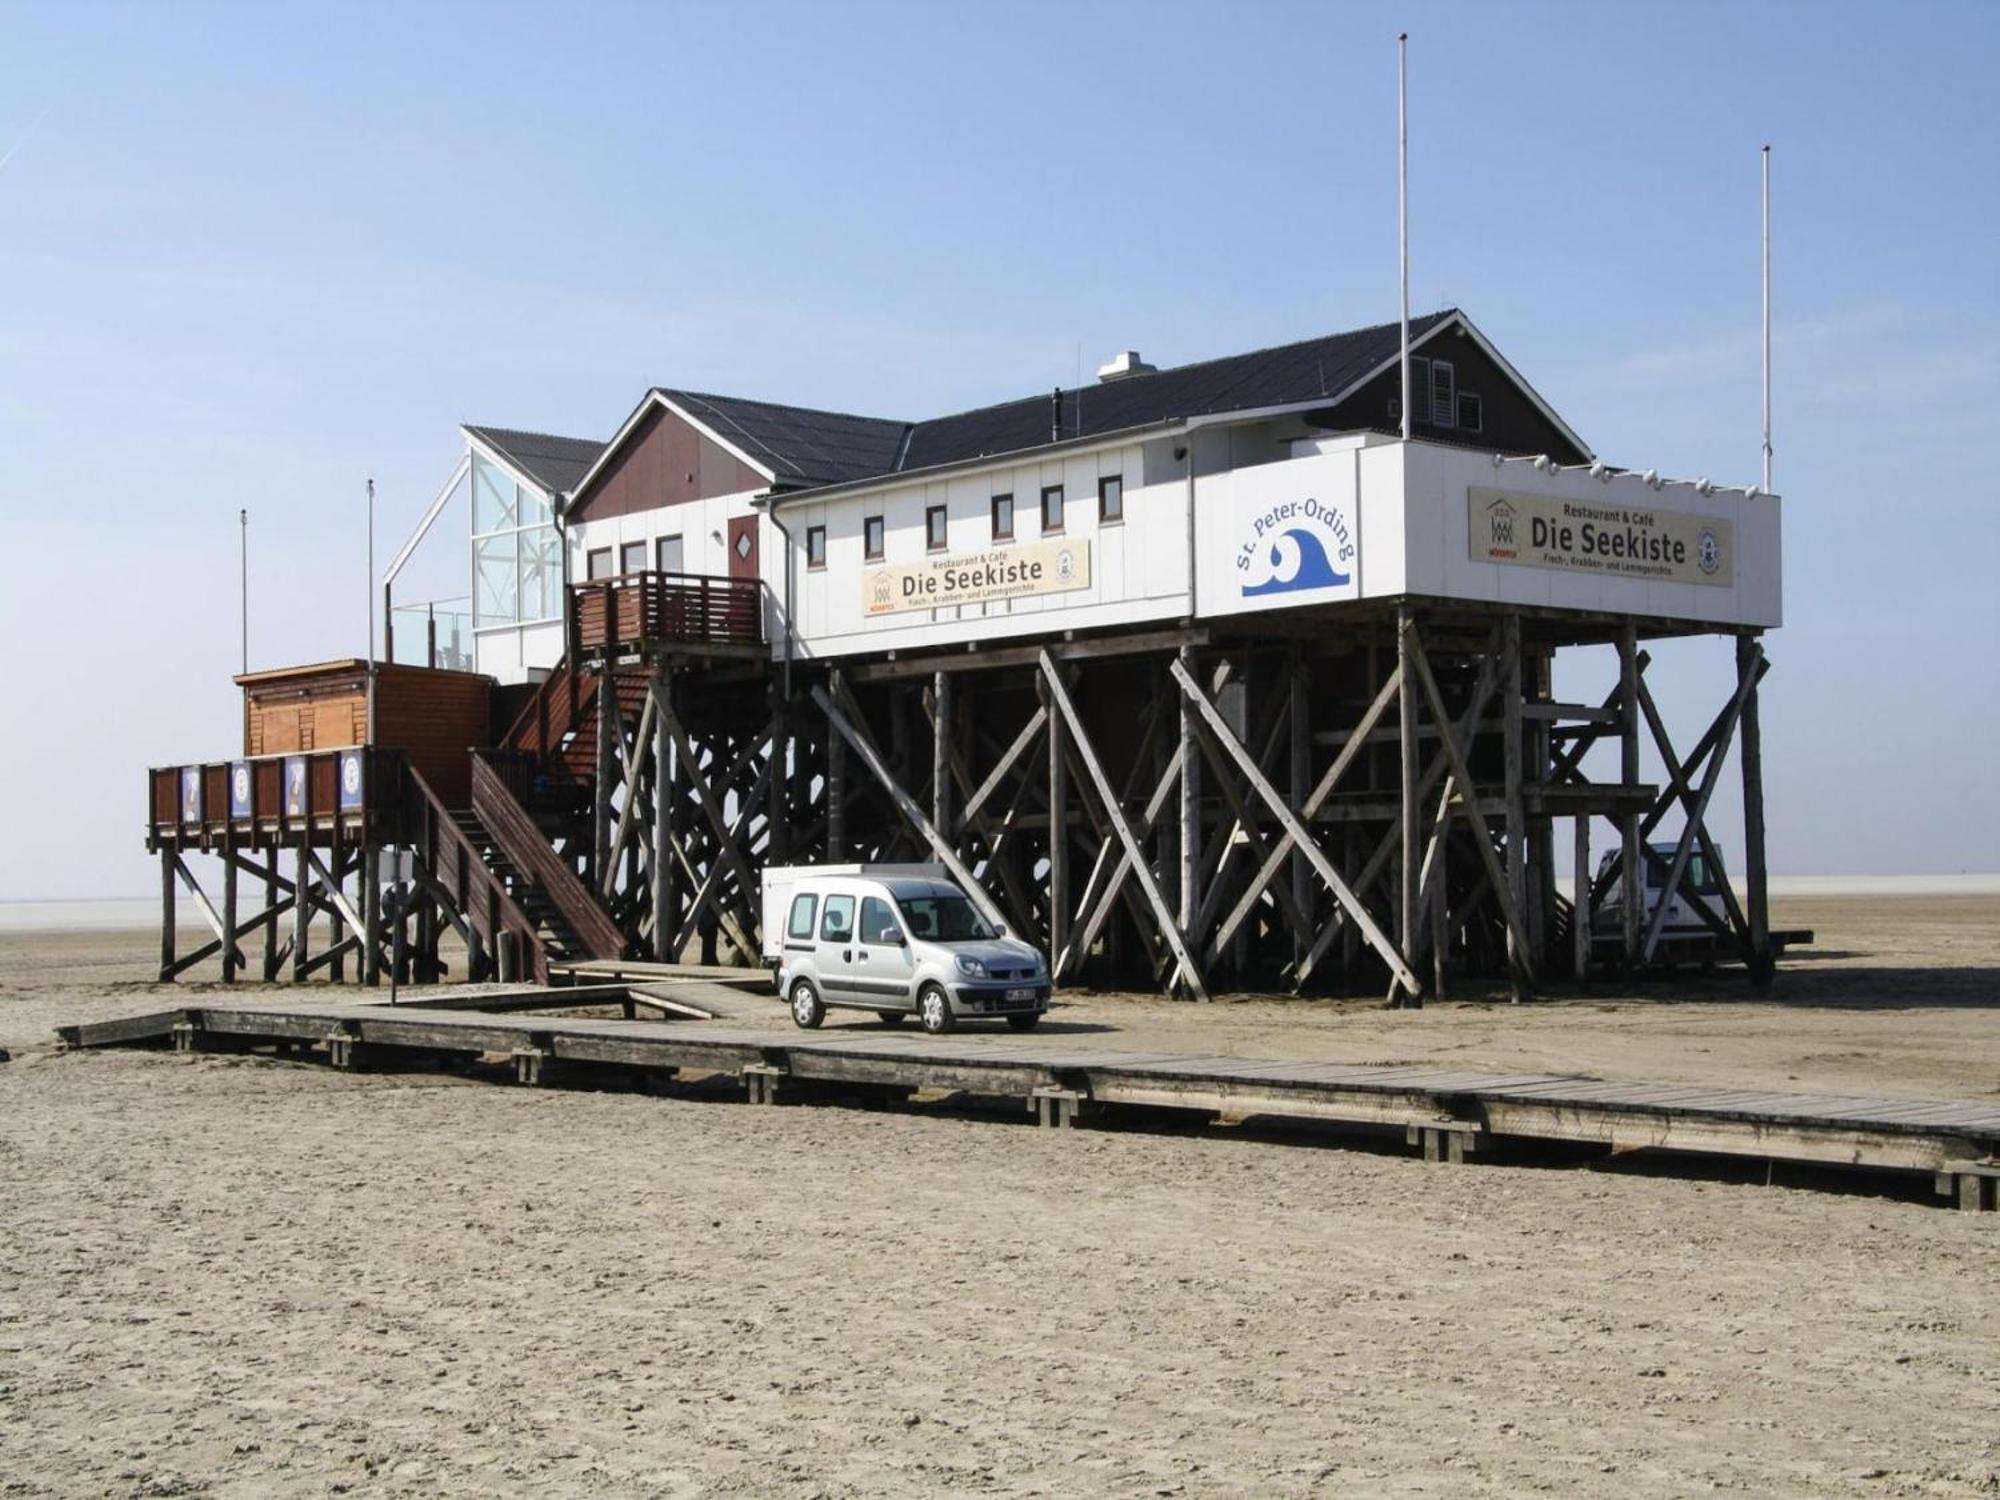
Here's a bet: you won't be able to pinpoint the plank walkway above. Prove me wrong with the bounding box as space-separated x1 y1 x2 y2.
54 1002 2000 1210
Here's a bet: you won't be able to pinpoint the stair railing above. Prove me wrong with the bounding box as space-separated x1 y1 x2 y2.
469 752 626 961
403 762 550 984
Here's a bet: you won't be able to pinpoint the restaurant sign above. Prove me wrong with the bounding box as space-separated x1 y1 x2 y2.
863 538 1091 617
1468 488 1734 587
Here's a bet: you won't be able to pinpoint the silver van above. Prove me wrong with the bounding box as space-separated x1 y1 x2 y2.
760 864 1050 1033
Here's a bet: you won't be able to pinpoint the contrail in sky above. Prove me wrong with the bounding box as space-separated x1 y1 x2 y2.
0 109 50 176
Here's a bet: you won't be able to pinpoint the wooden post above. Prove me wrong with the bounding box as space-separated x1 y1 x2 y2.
361 845 381 986
1618 621 1643 968
158 848 176 982
1289 653 1311 974
327 827 346 983
1737 633 1773 985
220 840 240 983
1430 831 1448 999
291 840 310 982
1045 670 1068 961
768 680 790 866
652 667 676 962
1502 613 1527 991
262 848 280 981
1573 814 1591 982
826 671 847 861
594 666 618 888
1397 608 1421 1006
932 670 953 841
1177 644 1200 935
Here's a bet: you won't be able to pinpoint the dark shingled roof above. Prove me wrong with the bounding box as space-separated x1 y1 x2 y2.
630 311 1519 498
657 390 909 489
897 311 1458 475
464 425 604 497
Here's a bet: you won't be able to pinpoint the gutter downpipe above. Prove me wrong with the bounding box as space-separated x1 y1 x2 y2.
763 496 797 699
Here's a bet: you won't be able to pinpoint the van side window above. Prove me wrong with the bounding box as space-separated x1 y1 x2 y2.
786 893 818 941
819 893 855 942
859 897 900 944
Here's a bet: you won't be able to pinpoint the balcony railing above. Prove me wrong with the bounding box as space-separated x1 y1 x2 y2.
570 571 763 656
147 746 404 848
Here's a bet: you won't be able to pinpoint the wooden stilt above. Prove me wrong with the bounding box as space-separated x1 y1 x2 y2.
1618 622 1643 968
1177 644 1201 938
1045 670 1067 961
291 840 310 982
652 667 676 961
826 671 847 861
1289 652 1311 975
361 845 381 986
1502 613 1527 995
1397 608 1422 1006
933 670 953 840
221 838 240 983
1573 814 1591 981
262 848 280 981
158 848 176 981
1737 633 1773 985
594 666 618 887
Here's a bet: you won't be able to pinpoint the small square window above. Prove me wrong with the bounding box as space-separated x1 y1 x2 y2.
656 534 684 574
1098 474 1123 524
1040 485 1064 534
806 525 827 570
586 547 613 581
1457 391 1483 433
619 541 647 575
991 493 1013 541
864 515 885 561
925 504 948 552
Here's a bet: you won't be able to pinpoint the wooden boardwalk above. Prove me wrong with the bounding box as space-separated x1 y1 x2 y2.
55 1001 2000 1211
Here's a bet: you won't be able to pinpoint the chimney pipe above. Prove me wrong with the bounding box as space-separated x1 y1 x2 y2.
1051 387 1062 443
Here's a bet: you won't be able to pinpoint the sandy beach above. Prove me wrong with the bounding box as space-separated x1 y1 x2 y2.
3 892 1997 1496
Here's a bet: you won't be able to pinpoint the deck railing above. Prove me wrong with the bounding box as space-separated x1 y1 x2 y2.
569 570 762 655
147 746 403 848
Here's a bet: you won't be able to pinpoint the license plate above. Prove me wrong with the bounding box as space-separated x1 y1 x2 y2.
1005 987 1036 1003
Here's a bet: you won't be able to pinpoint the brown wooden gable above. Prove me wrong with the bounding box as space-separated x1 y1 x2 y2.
567 400 770 522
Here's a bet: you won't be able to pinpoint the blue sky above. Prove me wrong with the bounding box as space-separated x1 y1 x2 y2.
2 0 1996 898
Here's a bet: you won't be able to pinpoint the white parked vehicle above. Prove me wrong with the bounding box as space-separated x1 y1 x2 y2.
1593 842 1730 956
760 864 1050 1033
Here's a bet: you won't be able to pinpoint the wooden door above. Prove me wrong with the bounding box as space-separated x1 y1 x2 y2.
728 516 758 581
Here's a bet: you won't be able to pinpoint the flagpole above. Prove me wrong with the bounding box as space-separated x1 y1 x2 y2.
1398 32 1411 442
1761 144 1772 493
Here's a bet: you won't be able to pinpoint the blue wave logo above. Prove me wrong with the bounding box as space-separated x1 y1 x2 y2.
1242 527 1351 596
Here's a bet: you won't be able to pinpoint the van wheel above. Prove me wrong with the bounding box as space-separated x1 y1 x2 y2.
789 979 825 1030
876 1011 906 1027
917 984 956 1035
1005 1013 1041 1032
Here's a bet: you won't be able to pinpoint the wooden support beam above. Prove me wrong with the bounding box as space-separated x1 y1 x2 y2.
1641 643 1764 963
1169 655 1419 999
158 848 176 982
658 702 767 957
1044 671 1068 960
221 835 240 983
1289 653 1311 973
1737 634 1773 984
652 668 676 961
848 625 1212 682
932 670 953 839
1207 666 1400 965
593 667 618 886
1043 652 1209 1001
361 845 381 987
826 672 847 861
1573 814 1592 982
1405 626 1533 994
291 841 310 982
1619 622 1644 966
170 854 246 971
601 686 659 899
1397 610 1421 1004
811 682 1010 934
1177 644 1201 935
262 849 281 981
1503 611 1528 992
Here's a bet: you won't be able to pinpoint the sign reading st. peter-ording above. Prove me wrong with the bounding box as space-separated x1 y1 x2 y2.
863 538 1091 617
1469 487 1734 587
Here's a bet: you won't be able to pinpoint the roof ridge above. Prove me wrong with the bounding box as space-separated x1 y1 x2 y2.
897 310 1460 433
655 387 910 430
464 423 604 448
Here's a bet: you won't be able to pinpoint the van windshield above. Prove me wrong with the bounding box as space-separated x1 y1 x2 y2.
896 894 997 944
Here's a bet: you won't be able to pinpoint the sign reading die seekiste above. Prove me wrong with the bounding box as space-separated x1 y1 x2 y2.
1469 487 1734 587
863 538 1091 617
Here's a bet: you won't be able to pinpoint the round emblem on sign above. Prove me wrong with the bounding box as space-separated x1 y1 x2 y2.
1697 527 1721 575
342 757 361 794
233 767 250 801
1056 547 1076 583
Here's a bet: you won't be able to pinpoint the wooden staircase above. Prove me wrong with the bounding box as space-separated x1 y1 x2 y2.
446 807 590 965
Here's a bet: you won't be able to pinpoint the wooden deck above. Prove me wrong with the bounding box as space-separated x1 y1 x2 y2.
54 1002 2000 1210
